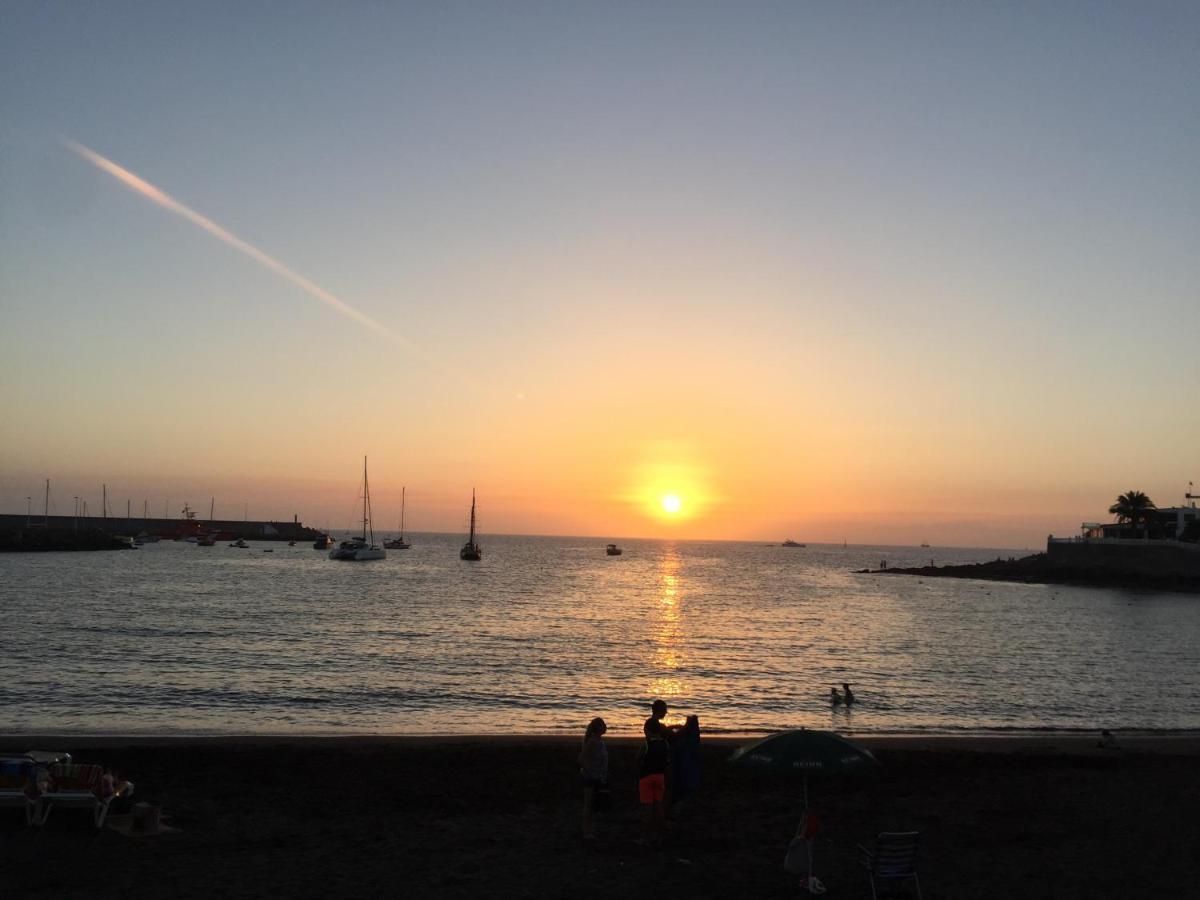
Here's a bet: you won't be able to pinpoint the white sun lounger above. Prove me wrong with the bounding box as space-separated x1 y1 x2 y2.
35 763 131 828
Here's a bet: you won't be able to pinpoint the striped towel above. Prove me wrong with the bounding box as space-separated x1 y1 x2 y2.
49 763 103 793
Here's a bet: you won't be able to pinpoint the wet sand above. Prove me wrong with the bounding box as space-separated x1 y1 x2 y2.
1 733 1197 898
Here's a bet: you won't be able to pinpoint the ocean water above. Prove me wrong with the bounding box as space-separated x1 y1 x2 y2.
2 536 1198 736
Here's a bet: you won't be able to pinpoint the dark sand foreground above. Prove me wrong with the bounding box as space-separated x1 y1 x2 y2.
2 734 1198 898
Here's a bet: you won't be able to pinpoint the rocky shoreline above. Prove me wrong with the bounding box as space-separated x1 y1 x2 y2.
861 552 1200 593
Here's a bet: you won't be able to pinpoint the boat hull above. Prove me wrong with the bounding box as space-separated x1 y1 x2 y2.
330 546 386 561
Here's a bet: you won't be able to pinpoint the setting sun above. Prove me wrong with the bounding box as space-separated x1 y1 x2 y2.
661 494 683 514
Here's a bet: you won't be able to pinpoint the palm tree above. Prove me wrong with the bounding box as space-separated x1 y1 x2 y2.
1108 490 1156 538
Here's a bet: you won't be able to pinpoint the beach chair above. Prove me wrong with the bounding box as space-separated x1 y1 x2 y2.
35 763 124 828
0 757 40 825
858 831 922 899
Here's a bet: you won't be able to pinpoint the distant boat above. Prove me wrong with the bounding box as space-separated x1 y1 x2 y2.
781 539 806 548
920 543 931 548
229 538 248 548
134 532 160 545
606 543 623 556
313 533 333 550
459 489 482 561
330 456 387 561
384 486 411 550
197 533 216 547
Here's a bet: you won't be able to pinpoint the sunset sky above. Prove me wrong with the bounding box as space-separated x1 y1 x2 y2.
2 3 1197 547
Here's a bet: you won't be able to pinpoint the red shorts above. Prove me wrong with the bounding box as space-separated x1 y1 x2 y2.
638 773 666 804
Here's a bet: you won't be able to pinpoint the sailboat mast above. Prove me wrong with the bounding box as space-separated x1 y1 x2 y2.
44 479 50 526
469 489 476 544
362 455 373 543
400 486 406 539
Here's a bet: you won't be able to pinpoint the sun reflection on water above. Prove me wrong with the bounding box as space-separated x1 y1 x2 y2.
650 547 686 698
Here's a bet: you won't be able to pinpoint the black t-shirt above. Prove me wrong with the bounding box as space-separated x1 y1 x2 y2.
641 716 671 776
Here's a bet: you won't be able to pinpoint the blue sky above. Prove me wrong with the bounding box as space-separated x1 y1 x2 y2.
2 2 1197 543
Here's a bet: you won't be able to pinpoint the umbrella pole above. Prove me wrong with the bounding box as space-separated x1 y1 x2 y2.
803 776 814 891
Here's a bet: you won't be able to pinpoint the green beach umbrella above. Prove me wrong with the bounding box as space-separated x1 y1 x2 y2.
730 730 879 893
728 728 879 807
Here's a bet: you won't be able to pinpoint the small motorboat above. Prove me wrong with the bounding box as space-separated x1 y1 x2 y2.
605 543 623 556
313 534 333 550
229 538 249 548
781 539 806 548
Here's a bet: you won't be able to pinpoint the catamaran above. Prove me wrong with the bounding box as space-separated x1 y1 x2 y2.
459 489 482 560
384 486 411 550
330 456 387 561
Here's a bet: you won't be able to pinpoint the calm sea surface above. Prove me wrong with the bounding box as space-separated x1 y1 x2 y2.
2 537 1198 736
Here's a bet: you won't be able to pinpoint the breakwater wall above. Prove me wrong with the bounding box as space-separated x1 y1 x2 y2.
1046 539 1200 577
0 526 132 552
0 514 322 542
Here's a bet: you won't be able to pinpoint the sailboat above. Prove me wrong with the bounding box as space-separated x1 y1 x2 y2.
329 456 387 561
384 486 411 550
459 489 482 561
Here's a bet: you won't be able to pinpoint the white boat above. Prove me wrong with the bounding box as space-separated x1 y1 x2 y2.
384 486 411 550
459 489 482 561
330 456 386 561
781 539 806 548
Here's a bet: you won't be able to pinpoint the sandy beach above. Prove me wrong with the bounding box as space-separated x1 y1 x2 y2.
2 733 1197 898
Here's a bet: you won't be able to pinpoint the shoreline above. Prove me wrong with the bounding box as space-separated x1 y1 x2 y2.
6 730 1200 753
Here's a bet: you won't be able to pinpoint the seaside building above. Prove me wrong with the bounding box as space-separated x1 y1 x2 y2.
1079 505 1200 541
1046 487 1200 579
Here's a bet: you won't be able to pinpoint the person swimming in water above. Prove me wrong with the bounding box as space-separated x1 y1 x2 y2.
830 687 843 706
842 683 855 706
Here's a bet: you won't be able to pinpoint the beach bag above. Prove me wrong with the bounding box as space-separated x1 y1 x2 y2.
784 811 821 874
593 782 612 812
784 835 810 875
